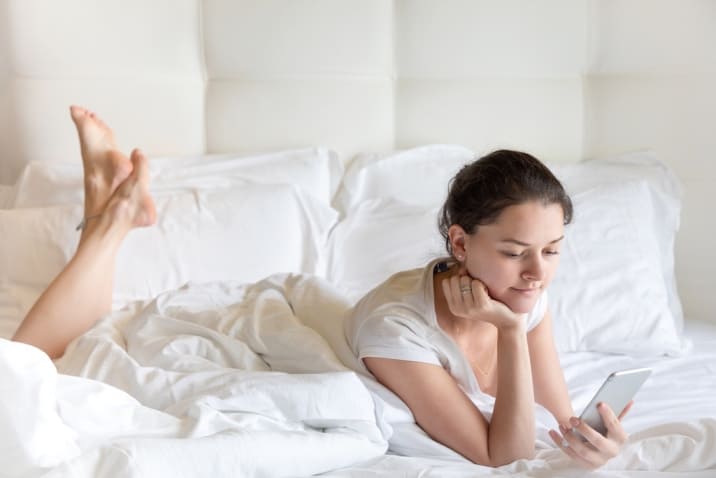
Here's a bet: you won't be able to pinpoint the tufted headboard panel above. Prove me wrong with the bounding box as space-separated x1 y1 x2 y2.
1 0 715 320
0 0 590 180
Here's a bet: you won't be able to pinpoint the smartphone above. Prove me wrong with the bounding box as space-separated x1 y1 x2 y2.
575 367 651 439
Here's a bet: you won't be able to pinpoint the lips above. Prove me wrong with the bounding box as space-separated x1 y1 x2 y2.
511 287 540 295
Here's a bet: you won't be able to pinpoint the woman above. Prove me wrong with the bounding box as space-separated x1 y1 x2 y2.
12 106 156 360
344 150 632 468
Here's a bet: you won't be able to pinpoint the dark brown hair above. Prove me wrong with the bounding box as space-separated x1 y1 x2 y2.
438 149 573 255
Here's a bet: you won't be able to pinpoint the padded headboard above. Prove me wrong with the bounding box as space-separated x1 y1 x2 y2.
1 0 715 321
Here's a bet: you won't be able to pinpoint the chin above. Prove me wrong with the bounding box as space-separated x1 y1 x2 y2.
502 291 542 314
509 303 536 314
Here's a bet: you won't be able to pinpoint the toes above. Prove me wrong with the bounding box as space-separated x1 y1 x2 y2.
140 196 157 227
108 150 133 184
130 149 156 227
69 105 110 133
117 149 154 222
130 149 150 186
70 105 89 124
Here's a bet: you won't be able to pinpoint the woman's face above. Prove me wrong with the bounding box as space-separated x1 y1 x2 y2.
458 200 565 314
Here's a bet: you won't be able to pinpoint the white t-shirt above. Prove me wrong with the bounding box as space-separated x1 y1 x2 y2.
345 258 548 410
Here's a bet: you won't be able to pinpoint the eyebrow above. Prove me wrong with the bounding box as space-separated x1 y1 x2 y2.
499 235 565 247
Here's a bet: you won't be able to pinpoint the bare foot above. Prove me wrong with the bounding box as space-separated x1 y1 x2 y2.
70 105 133 218
104 149 157 229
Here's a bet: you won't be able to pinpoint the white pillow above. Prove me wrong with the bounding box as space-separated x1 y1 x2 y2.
325 180 683 356
549 152 684 332
548 180 682 355
323 198 444 303
0 204 82 340
333 144 474 214
0 181 337 339
12 147 342 208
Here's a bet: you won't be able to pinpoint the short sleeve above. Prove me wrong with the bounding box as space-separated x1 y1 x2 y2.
351 314 442 367
525 290 549 332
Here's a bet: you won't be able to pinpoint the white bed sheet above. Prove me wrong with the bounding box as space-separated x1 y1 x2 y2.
323 320 716 477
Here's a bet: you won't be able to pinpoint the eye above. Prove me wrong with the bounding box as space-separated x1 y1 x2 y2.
501 251 524 258
543 249 560 256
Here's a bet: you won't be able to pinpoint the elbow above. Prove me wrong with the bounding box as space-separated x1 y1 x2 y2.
481 446 536 467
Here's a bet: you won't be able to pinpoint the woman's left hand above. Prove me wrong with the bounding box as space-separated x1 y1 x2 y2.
548 401 633 469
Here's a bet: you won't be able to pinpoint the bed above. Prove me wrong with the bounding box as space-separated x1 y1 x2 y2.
1 1 715 477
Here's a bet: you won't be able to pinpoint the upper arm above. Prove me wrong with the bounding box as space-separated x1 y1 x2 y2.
527 310 574 425
363 356 493 465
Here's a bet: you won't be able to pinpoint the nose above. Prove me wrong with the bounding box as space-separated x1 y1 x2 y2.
522 255 546 282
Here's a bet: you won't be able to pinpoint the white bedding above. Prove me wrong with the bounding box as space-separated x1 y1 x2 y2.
2 275 715 477
1 275 387 478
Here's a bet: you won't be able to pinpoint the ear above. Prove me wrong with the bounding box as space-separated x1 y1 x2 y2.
448 224 468 261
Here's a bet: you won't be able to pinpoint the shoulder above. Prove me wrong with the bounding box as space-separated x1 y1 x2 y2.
349 263 431 322
344 261 442 363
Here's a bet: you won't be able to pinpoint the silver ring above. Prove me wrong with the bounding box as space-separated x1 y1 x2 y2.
460 286 472 295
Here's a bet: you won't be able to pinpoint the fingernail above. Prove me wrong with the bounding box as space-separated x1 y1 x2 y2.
570 417 581 427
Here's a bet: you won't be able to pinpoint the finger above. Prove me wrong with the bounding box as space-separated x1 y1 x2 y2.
441 278 456 312
470 279 489 306
598 402 629 444
549 429 567 448
459 275 475 307
554 427 601 469
559 424 603 468
450 272 462 293
448 274 467 315
618 400 634 421
568 417 618 458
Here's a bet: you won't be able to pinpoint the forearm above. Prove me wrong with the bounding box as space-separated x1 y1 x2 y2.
488 322 536 465
528 311 575 428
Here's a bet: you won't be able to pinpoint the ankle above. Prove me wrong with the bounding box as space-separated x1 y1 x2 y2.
78 209 131 245
76 214 103 232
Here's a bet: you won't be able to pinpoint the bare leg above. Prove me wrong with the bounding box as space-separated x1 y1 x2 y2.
12 108 155 360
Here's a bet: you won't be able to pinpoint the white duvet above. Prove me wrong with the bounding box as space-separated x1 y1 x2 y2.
1 275 387 478
1 275 715 477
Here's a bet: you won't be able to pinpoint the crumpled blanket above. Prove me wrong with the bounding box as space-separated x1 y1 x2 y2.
2 274 387 478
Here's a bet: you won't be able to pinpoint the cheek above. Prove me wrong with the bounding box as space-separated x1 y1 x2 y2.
467 256 516 289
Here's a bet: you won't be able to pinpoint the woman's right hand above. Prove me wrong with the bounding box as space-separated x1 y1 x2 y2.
441 266 524 330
